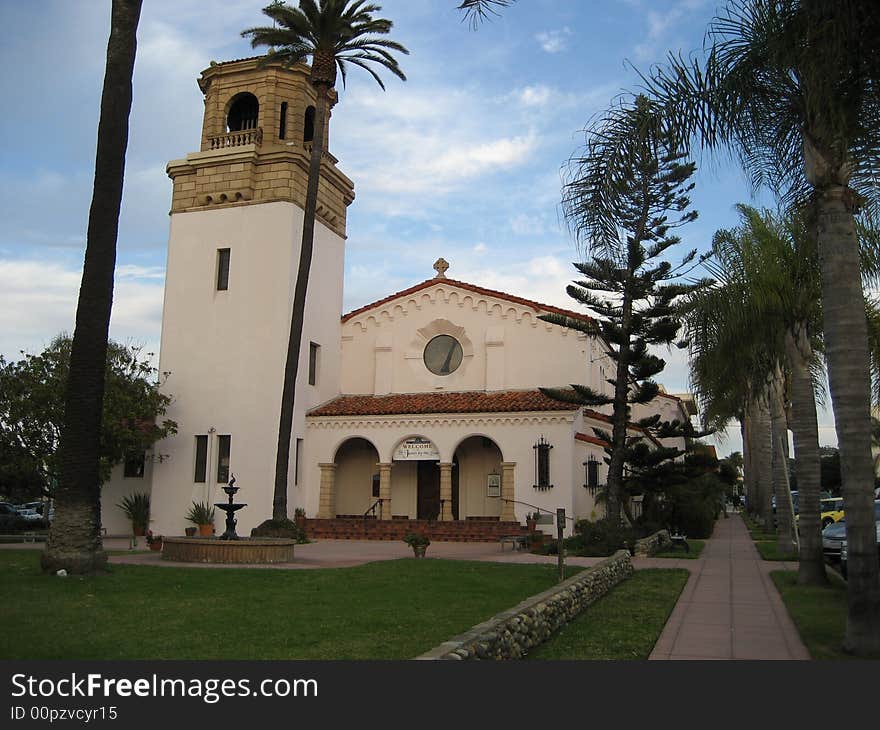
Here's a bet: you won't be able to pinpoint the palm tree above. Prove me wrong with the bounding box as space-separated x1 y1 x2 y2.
646 0 880 655
242 1 407 523
456 0 516 27
40 0 143 575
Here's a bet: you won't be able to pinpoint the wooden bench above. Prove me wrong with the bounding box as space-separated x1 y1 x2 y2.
500 535 530 551
668 532 689 552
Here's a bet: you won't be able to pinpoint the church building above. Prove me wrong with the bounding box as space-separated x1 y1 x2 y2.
99 57 694 539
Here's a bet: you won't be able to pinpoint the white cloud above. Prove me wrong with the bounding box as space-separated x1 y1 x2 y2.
510 213 546 236
536 28 572 54
0 259 164 362
517 85 553 107
631 0 712 62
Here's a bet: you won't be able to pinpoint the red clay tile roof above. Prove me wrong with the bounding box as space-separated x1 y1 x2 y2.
575 432 610 448
307 390 580 417
582 409 663 447
341 277 595 325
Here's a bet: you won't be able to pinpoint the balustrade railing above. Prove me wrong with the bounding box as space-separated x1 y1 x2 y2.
208 127 263 150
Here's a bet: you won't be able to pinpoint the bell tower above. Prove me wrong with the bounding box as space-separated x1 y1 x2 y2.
149 57 354 536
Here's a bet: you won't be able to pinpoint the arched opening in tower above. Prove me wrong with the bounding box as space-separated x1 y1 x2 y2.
226 93 259 132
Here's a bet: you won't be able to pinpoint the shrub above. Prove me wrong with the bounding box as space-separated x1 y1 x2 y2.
573 517 636 557
250 518 308 543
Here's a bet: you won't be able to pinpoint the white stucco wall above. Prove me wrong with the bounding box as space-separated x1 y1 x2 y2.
340 283 598 396
148 201 345 536
100 457 155 535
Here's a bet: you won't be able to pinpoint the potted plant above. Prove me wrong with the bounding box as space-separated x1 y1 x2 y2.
294 507 306 528
184 526 197 537
145 530 163 552
403 533 430 558
118 492 150 536
186 501 215 537
526 511 539 533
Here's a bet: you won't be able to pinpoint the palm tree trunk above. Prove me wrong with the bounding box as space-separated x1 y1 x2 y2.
271 84 331 522
786 326 828 585
741 410 755 515
754 392 773 528
769 367 796 554
41 0 142 575
816 184 880 654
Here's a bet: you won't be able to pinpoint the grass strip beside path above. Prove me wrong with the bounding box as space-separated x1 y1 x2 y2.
528 569 689 660
770 570 880 660
0 552 575 660
754 541 798 561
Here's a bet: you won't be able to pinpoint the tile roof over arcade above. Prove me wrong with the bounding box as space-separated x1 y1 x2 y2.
307 389 577 417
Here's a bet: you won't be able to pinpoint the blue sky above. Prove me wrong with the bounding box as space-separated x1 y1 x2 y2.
0 0 833 455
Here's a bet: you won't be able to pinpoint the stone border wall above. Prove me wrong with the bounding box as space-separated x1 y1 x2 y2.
633 529 671 557
416 550 633 660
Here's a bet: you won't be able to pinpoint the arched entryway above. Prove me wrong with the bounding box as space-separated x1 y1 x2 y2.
333 437 380 517
391 436 441 520
452 436 503 520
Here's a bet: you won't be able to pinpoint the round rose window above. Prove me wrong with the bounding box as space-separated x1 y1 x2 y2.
423 335 463 376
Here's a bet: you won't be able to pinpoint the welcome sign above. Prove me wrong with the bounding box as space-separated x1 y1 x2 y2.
393 437 440 461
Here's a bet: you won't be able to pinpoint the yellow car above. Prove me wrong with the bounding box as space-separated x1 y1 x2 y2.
820 497 845 528
795 497 845 529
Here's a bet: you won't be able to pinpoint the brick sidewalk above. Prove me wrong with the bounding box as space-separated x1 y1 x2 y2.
649 513 809 660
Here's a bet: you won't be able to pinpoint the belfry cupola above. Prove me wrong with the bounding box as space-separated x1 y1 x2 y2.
166 56 355 237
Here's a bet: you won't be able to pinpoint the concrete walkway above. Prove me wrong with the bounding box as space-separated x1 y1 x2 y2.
649 513 809 660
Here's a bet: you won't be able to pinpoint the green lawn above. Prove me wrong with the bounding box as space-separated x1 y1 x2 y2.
754 540 798 561
528 569 689 660
770 570 880 660
0 551 572 660
652 539 705 559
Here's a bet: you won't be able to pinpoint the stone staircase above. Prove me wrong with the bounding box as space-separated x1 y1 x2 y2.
303 517 530 542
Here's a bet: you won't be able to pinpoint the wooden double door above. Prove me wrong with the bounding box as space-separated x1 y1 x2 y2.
416 459 459 520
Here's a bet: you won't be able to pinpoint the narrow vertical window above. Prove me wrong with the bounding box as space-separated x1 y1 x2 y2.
304 105 315 143
217 248 230 291
217 435 231 484
194 436 208 483
309 342 320 385
587 459 599 489
295 438 303 486
533 436 553 490
279 101 288 140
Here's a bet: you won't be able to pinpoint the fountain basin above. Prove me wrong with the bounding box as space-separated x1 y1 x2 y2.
162 537 296 564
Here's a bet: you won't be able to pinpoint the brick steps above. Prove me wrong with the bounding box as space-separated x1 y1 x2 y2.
303 518 530 542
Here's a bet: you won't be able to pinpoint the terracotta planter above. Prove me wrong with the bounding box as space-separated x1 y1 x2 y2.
149 541 162 552
295 515 306 528
198 523 214 537
526 520 537 533
412 545 427 558
132 525 146 537
185 527 197 537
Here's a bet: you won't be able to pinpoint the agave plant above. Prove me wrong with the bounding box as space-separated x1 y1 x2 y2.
117 492 150 534
185 501 215 526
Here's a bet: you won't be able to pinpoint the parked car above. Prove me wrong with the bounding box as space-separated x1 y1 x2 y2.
819 497 845 528
16 508 43 523
0 503 25 531
822 520 847 563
